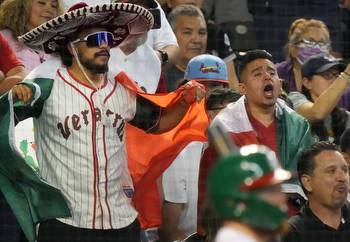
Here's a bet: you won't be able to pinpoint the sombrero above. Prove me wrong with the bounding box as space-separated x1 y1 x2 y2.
18 2 154 53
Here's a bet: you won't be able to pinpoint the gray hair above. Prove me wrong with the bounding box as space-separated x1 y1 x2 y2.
168 4 205 30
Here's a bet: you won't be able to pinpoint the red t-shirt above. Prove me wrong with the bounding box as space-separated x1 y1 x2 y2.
0 33 22 73
248 113 278 156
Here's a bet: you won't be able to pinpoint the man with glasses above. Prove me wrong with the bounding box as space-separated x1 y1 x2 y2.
288 54 350 144
4 2 205 242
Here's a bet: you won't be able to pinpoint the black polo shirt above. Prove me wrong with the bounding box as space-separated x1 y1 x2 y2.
283 202 350 242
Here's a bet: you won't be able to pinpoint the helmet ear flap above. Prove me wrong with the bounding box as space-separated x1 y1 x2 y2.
216 190 287 231
218 192 249 219
238 192 288 231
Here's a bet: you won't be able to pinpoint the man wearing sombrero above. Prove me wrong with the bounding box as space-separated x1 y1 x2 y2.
2 2 206 242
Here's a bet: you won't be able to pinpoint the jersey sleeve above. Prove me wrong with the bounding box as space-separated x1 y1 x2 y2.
0 33 23 74
128 95 161 132
13 78 53 121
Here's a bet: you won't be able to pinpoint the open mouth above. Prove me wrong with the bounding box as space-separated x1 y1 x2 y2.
264 84 273 91
263 83 274 97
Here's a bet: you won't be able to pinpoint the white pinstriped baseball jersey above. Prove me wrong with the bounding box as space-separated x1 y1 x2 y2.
34 67 138 229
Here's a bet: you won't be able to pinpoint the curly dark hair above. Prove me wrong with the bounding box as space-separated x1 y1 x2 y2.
56 31 80 67
205 87 241 110
0 0 64 38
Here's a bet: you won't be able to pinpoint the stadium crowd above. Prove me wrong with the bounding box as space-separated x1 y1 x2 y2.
1 0 350 242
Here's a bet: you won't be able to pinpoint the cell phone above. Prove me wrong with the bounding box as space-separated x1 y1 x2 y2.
118 0 161 29
149 8 161 29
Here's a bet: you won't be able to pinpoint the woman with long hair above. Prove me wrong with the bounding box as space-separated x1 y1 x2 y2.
0 2 63 241
0 0 63 72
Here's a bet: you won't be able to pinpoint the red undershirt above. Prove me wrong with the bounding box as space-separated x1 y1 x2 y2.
248 112 278 156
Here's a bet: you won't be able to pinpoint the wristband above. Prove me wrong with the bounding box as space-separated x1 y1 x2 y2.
342 71 350 78
157 49 169 65
338 72 350 84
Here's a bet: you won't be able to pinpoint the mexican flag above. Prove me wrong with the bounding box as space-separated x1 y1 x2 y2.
212 96 315 172
118 71 209 229
0 91 71 242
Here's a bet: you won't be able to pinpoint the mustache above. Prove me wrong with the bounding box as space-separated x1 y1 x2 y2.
334 182 349 190
94 50 110 58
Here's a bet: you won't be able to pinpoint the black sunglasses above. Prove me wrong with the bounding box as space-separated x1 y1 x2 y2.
72 31 114 47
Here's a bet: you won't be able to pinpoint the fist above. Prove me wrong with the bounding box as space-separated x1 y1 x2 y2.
12 84 33 104
181 81 206 104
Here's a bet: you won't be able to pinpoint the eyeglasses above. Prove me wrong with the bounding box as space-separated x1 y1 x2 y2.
296 39 330 51
72 31 114 47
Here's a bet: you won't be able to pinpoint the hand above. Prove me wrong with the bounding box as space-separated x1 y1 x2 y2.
181 81 206 105
12 84 33 104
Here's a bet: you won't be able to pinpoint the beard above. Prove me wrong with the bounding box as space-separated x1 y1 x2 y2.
78 51 109 74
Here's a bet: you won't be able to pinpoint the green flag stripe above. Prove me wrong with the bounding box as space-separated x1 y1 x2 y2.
0 78 70 242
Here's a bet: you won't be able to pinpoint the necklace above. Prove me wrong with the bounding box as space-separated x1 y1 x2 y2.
70 43 109 126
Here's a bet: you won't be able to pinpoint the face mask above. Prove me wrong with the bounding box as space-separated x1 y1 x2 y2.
296 46 328 64
295 39 330 64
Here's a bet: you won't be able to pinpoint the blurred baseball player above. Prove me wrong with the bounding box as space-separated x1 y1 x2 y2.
207 145 291 242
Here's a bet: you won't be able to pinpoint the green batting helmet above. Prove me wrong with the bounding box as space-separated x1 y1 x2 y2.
207 144 291 231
